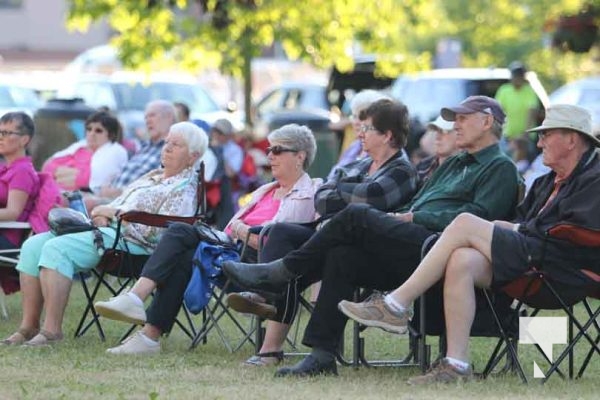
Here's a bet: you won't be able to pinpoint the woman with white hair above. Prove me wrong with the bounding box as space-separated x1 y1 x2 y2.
92 124 321 355
0 121 208 346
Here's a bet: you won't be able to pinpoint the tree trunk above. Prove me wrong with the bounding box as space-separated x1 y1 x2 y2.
242 28 253 128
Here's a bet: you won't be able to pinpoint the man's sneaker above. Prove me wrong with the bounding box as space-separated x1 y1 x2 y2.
226 292 277 319
106 331 160 355
407 358 474 385
94 293 146 325
338 293 412 334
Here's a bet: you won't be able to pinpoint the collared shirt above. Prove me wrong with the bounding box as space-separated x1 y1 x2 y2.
316 150 417 218
111 139 165 189
110 167 198 250
404 143 520 232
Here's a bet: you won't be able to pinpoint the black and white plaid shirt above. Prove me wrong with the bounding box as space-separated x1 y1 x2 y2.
315 150 417 218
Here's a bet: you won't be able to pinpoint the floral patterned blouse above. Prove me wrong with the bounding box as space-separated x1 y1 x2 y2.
109 167 198 250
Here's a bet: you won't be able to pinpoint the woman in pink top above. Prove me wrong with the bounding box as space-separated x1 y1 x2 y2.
42 111 128 194
93 124 322 355
0 112 40 294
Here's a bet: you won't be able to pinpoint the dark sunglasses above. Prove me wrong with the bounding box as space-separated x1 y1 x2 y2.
267 145 298 155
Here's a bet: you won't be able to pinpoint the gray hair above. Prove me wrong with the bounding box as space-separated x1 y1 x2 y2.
169 121 208 157
350 90 391 117
146 99 177 123
268 124 317 170
491 120 503 139
0 111 34 137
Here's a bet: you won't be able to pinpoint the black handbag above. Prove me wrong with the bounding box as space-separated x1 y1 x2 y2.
192 221 236 249
48 208 95 236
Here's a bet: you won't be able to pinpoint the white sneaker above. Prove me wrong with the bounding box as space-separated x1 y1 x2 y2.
94 293 146 325
106 331 160 355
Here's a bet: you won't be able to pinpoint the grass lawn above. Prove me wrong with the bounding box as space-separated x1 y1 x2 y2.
0 284 598 400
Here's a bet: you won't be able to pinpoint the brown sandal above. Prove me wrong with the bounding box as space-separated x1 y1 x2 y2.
23 330 63 347
0 328 39 346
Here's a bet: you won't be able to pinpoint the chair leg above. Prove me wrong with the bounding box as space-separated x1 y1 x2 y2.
482 289 527 383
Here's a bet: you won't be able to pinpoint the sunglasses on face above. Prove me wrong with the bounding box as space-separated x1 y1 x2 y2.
266 145 298 155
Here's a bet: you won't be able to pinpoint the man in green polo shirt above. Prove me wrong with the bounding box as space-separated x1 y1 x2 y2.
495 61 540 141
223 95 521 377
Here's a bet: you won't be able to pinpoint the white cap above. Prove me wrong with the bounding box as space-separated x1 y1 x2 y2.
427 115 454 131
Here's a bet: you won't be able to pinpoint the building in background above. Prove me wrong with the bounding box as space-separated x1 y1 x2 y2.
0 0 110 71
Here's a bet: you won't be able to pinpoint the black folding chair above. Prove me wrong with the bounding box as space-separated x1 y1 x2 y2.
74 163 207 341
482 224 600 383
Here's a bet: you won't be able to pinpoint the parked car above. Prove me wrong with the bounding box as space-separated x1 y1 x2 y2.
0 75 43 117
548 76 600 135
390 68 549 153
56 71 242 140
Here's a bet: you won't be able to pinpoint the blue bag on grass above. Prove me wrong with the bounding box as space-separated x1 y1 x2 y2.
184 242 240 314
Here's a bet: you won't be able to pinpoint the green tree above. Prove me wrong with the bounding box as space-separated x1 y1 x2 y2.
67 0 438 126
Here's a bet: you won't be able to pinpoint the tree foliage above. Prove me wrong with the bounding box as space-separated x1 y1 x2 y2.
67 0 599 121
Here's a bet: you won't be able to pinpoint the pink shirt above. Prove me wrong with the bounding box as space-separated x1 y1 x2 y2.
225 188 280 235
42 147 93 191
0 157 39 245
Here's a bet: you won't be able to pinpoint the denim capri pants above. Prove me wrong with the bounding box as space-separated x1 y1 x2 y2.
16 228 150 280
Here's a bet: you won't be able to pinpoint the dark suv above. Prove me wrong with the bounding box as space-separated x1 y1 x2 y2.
390 68 549 152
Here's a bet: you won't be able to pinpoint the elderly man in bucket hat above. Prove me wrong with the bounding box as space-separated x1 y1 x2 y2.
339 104 600 384
223 95 521 377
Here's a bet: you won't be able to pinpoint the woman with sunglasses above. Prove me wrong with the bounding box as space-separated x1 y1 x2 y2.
226 98 418 366
92 124 321 355
42 111 128 194
0 112 39 295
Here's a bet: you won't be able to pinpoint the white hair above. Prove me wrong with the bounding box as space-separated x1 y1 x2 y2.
268 124 317 170
350 90 391 117
169 121 208 157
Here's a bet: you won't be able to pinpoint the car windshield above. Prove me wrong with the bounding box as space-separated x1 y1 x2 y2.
112 82 219 114
391 77 508 123
0 85 41 108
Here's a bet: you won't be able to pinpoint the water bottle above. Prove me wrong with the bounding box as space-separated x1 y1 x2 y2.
65 190 89 219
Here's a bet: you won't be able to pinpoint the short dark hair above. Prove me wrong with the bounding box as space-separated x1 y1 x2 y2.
0 111 35 137
174 102 190 121
363 99 410 149
86 111 122 143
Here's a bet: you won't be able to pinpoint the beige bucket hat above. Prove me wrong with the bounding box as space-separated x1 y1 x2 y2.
527 104 599 147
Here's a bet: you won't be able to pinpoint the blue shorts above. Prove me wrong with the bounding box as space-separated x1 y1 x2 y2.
16 228 149 280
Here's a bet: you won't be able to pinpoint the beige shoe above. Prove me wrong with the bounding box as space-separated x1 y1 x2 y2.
408 358 474 385
338 292 412 334
94 293 146 325
106 331 160 355
226 292 277 319
22 330 63 347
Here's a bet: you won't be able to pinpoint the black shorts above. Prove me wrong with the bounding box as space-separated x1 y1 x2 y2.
491 226 594 289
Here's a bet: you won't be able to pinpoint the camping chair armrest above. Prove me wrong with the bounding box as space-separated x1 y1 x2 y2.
0 221 31 229
547 224 600 247
119 211 198 228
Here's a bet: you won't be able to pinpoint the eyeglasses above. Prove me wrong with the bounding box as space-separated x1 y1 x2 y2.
537 131 559 142
266 145 298 155
358 124 377 134
0 130 22 138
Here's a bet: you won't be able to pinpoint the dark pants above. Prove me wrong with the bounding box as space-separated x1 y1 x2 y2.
260 222 316 323
141 223 201 334
141 222 256 334
278 204 434 353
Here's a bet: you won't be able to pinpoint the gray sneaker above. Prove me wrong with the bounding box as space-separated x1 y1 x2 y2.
338 293 412 334
407 358 474 385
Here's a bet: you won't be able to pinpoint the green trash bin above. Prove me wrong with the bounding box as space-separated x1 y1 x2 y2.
267 111 340 179
30 98 96 170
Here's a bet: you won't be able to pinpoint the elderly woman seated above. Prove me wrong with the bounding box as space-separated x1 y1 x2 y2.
0 112 40 294
42 111 128 194
93 124 321 355
0 121 208 346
